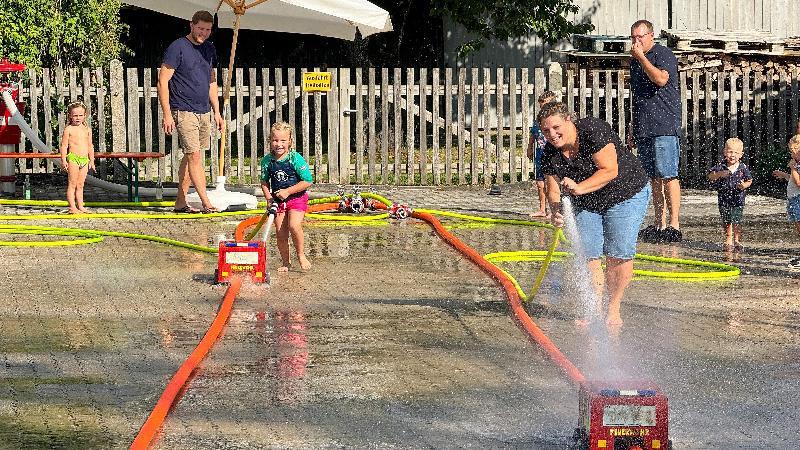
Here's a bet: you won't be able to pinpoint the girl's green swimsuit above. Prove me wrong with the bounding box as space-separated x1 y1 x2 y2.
66 152 90 168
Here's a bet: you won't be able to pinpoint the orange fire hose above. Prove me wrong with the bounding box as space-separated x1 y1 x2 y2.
135 201 583 448
130 276 243 450
413 210 587 387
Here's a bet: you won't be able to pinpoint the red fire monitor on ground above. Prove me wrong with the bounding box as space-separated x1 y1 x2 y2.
575 380 670 450
217 241 268 284
0 58 27 193
0 58 26 144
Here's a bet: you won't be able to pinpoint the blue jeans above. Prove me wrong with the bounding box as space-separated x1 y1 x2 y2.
788 195 800 222
637 136 680 179
575 183 652 260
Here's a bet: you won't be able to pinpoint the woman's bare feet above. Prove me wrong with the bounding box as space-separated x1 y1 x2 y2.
605 313 623 327
299 256 311 270
68 208 81 214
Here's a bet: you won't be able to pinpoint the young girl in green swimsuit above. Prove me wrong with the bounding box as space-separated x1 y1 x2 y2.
59 102 95 213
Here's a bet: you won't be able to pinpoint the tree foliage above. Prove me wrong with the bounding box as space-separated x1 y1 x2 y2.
0 0 128 69
431 0 594 57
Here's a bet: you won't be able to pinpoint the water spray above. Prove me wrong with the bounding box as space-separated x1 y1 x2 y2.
558 197 672 450
559 195 602 322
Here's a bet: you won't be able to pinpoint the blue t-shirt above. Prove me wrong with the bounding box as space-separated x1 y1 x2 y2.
162 37 217 114
260 151 314 200
709 162 752 207
630 44 681 141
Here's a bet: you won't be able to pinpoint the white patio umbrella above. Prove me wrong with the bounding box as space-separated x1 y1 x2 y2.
123 0 392 210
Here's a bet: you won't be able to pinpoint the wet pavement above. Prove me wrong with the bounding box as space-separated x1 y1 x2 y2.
1 182 799 449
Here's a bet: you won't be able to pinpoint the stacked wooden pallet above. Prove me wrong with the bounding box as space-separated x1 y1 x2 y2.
661 29 785 54
785 37 800 51
572 34 668 54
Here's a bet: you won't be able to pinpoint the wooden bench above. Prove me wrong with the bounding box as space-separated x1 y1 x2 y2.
0 152 165 202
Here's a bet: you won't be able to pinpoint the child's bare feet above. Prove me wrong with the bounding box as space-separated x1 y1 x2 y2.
299 256 311 270
529 210 549 218
277 266 290 273
79 207 90 213
574 317 591 327
68 208 81 214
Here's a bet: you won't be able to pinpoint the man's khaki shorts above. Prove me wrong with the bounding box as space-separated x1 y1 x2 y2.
173 110 211 155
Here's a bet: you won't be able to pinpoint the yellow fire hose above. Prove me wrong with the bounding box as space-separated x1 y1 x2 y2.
1 195 741 305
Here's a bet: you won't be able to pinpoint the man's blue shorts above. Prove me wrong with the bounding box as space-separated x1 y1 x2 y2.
574 183 651 260
788 195 800 222
637 136 680 179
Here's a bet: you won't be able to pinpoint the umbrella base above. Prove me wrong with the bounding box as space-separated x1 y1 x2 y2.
186 176 259 211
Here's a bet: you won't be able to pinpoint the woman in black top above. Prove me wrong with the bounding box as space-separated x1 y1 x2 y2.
538 102 651 326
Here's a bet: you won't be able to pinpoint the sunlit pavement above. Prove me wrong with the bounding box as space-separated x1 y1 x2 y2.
1 182 798 448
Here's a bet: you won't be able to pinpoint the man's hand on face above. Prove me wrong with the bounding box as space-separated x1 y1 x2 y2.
630 40 645 61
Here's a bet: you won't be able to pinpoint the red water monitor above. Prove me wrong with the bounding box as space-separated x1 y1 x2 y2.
217 241 268 283
575 380 670 450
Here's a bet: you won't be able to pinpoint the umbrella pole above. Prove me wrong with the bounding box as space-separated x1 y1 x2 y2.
219 12 242 182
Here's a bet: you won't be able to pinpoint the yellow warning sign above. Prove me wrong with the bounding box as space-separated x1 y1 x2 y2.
302 72 332 92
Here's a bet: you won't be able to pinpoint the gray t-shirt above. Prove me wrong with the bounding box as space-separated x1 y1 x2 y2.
630 43 681 141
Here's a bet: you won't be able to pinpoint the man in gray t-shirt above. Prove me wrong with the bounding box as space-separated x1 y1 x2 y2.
157 10 223 213
629 19 683 243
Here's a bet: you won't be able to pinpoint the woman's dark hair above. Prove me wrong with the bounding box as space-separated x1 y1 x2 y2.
537 101 576 124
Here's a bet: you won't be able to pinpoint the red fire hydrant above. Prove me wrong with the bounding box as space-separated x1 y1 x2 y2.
0 58 27 194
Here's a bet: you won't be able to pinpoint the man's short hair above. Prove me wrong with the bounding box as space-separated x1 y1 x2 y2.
631 20 654 33
192 10 214 24
724 138 744 153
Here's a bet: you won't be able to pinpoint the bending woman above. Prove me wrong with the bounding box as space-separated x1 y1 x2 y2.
538 102 651 326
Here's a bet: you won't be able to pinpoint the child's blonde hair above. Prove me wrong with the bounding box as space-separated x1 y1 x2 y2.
66 101 87 126
724 137 744 153
269 121 293 146
788 135 800 154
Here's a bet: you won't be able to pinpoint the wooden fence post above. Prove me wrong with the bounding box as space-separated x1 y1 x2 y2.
339 67 350 185
110 60 126 179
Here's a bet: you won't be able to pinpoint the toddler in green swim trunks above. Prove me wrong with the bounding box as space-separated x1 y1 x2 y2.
59 102 95 213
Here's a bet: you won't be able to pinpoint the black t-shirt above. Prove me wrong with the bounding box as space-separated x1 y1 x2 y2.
541 117 648 212
630 43 681 141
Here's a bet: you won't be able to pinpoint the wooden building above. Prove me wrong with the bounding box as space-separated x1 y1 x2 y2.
444 0 800 67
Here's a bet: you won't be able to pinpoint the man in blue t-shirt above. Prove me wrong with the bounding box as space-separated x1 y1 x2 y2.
157 10 223 213
629 19 683 243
